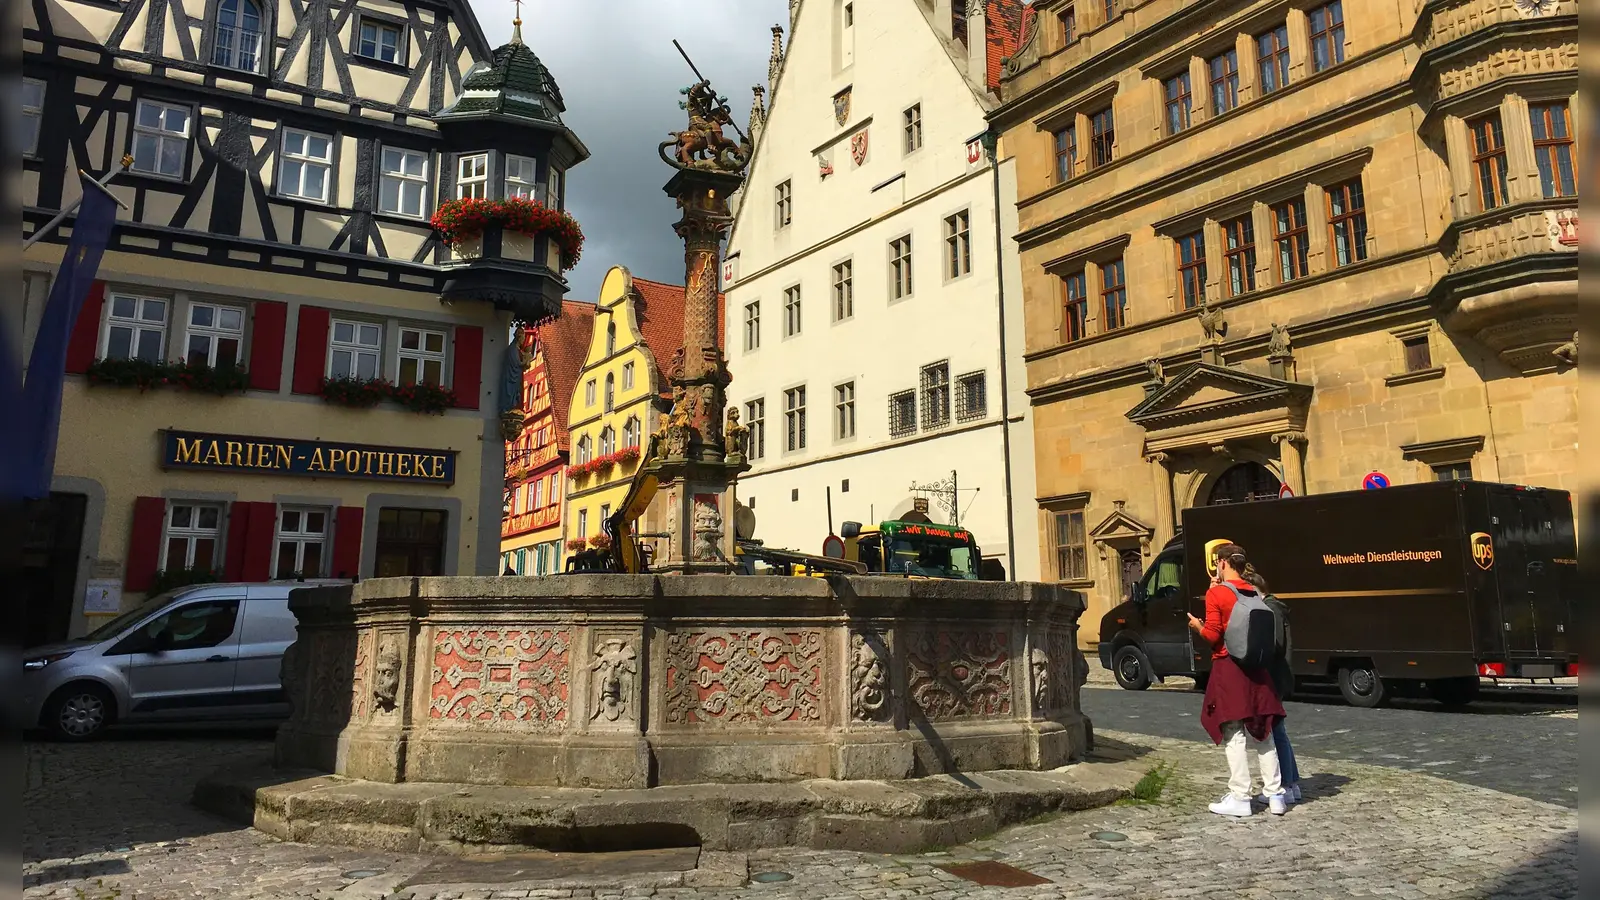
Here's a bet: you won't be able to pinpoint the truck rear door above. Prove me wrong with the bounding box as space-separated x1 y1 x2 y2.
1486 487 1571 659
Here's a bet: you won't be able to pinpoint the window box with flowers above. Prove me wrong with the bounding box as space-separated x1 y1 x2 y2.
431 197 585 271
85 358 250 395
588 533 613 550
390 380 457 414
565 446 640 479
565 538 589 552
319 376 389 408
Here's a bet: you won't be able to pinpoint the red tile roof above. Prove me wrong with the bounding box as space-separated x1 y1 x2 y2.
533 299 596 449
629 275 726 398
985 0 1032 94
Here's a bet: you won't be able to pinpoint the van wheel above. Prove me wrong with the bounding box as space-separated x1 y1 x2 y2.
44 683 113 741
1338 664 1388 708
1427 676 1479 708
1112 645 1153 691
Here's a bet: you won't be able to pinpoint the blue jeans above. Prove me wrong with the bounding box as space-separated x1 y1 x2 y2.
1272 717 1300 786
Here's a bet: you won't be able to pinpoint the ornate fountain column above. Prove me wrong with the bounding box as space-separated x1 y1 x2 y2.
649 78 754 573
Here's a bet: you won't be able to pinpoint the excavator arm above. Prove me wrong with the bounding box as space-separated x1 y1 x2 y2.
600 434 663 573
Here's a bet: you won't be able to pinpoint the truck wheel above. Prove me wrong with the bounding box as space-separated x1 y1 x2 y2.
1427 676 1479 708
44 683 113 741
1112 645 1153 691
1338 664 1388 708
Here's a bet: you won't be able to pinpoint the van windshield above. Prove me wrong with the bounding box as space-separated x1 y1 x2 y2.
81 590 185 641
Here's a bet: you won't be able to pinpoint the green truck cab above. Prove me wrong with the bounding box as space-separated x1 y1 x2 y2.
838 519 985 580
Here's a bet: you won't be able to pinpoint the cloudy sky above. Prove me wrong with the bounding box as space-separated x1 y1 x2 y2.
474 0 788 301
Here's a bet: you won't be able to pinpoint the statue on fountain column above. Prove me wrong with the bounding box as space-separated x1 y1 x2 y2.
659 81 752 173
724 407 748 463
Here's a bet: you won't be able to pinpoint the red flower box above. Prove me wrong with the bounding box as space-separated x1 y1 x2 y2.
430 197 585 271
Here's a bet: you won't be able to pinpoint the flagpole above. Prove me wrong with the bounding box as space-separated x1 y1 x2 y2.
22 156 133 251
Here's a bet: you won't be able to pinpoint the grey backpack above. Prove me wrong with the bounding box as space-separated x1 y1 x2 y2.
1221 583 1284 670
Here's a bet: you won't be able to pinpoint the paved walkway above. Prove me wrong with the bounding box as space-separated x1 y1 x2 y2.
24 727 1579 900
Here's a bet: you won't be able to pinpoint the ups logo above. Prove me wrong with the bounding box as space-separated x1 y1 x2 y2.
1470 532 1494 570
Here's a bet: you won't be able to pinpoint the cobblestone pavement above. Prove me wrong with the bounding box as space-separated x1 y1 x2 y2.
24 726 1578 900
1080 682 1579 807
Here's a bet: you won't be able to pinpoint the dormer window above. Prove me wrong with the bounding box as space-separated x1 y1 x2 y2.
212 0 263 72
357 18 403 64
456 153 488 199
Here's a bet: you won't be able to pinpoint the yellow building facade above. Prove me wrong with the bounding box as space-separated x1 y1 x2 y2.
561 267 687 560
991 0 1577 640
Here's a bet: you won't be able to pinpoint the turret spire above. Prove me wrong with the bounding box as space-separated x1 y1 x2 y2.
768 25 784 94
510 0 523 45
749 85 767 142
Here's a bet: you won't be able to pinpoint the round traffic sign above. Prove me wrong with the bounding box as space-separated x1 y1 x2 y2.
1278 483 1294 499
1362 471 1389 490
821 535 845 558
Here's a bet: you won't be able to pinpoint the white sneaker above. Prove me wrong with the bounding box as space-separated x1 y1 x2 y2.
1209 794 1254 817
1268 793 1288 816
1259 786 1299 806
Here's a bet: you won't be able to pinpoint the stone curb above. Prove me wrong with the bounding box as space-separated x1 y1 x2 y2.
193 757 1144 858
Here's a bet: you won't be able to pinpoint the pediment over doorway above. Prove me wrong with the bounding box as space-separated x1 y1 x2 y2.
1125 363 1311 454
1090 502 1155 557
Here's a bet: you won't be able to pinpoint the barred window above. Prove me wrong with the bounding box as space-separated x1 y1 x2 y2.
920 361 950 430
956 371 986 423
889 390 917 438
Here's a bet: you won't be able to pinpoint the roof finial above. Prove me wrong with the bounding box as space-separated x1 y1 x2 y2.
510 0 523 45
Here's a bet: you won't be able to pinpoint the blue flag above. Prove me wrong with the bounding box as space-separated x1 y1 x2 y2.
19 175 120 500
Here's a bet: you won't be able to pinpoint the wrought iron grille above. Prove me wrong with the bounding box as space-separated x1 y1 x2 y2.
955 370 986 423
889 390 917 438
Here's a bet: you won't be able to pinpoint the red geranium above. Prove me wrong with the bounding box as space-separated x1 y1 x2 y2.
430 197 585 271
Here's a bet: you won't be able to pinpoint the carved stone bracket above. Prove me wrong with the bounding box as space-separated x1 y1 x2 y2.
849 631 891 723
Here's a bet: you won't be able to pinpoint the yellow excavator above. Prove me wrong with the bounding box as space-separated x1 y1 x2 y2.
564 434 867 576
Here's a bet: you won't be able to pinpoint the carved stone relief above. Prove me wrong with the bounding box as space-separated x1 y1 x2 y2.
1029 647 1050 715
905 631 1012 720
849 631 890 722
1450 210 1574 272
1432 42 1577 101
371 634 402 713
430 628 571 727
664 630 823 725
589 637 639 723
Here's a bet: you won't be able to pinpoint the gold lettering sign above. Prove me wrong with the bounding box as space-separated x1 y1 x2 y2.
161 431 457 485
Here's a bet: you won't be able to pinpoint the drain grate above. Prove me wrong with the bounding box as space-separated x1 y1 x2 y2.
751 871 794 883
1092 831 1127 842
939 861 1051 887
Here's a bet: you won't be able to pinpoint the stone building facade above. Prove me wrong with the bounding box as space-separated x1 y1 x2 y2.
991 0 1577 635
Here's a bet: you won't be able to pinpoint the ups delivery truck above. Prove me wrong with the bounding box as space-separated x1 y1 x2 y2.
1097 481 1577 708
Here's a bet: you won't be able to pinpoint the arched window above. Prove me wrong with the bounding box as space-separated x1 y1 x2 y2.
1206 462 1281 506
600 426 616 456
576 435 592 463
606 322 617 356
623 416 641 449
604 373 615 411
213 0 263 71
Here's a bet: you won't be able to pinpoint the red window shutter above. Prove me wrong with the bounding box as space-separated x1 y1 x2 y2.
332 506 364 579
452 325 484 410
242 502 277 581
65 280 107 374
248 300 288 391
223 502 252 580
125 496 166 591
291 305 331 395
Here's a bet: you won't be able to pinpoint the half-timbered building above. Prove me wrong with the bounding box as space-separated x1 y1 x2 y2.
20 0 586 643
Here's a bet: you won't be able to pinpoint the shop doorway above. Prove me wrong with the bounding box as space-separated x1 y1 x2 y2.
22 493 88 647
1206 462 1282 506
375 508 448 577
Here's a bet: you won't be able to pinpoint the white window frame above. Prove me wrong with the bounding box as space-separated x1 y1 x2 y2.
890 234 914 299
834 381 856 440
379 146 429 217
161 502 224 572
585 378 597 406
102 292 169 362
623 416 641 448
273 506 329 578
600 426 616 456
784 385 807 452
622 361 636 390
183 301 246 368
396 325 447 386
278 127 333 202
945 210 972 280
22 78 45 157
327 318 383 380
355 16 403 64
832 260 854 321
783 285 803 337
505 154 538 199
744 301 761 351
211 0 264 72
545 166 564 209
745 398 766 461
577 508 589 538
456 152 489 200
131 99 192 179
576 435 593 464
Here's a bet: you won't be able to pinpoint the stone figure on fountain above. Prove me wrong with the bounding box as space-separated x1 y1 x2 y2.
659 80 752 173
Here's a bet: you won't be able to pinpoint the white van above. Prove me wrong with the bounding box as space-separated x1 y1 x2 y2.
21 580 341 740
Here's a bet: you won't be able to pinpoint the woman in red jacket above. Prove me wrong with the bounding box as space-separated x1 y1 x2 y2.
1186 542 1287 817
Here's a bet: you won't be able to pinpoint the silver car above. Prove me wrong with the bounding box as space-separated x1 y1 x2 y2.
22 581 336 740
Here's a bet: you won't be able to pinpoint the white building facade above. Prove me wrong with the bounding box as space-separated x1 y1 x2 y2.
723 0 1039 579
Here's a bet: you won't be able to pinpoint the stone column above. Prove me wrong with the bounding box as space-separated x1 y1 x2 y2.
1273 431 1308 496
1145 451 1176 547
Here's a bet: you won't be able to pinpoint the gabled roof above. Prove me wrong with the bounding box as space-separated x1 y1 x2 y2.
629 276 726 397
985 0 1031 94
535 299 596 449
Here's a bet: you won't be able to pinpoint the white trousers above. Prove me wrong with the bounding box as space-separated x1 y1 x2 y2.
1222 720 1282 801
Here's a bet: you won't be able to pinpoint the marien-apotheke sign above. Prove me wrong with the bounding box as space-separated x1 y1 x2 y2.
161 430 457 485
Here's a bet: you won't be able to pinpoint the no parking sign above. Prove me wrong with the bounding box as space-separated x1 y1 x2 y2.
1362 471 1390 490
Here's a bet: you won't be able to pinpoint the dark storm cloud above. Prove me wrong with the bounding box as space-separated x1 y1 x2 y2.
475 0 784 300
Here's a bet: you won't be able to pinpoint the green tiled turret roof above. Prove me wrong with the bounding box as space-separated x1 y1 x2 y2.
437 26 566 125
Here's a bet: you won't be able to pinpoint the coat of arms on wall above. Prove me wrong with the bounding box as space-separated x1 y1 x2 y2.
818 155 834 178
850 128 869 166
833 87 851 126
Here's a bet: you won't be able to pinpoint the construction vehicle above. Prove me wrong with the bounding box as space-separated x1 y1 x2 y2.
836 518 988 580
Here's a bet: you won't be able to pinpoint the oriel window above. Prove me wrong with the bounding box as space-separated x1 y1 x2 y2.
1176 231 1207 309
1529 101 1576 198
1469 113 1510 210
505 155 538 199
1274 197 1310 282
1326 179 1369 267
456 153 489 200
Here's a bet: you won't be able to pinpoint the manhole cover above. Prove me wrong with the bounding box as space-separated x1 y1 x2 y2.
939 861 1051 887
752 871 793 883
1092 831 1127 842
341 870 383 879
